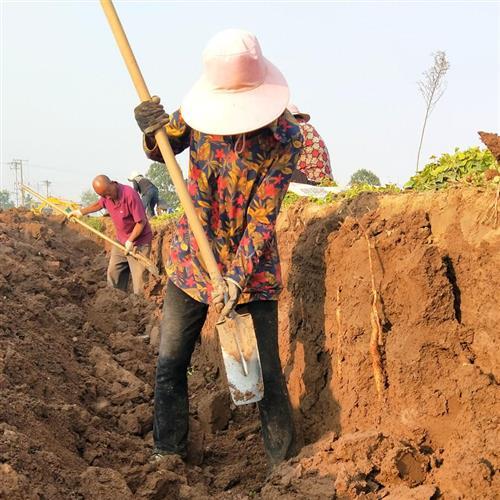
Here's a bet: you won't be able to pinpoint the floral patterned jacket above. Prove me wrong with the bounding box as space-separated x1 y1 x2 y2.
144 109 303 304
295 121 332 183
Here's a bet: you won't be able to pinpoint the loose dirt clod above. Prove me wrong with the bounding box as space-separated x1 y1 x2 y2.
198 390 231 434
478 131 500 162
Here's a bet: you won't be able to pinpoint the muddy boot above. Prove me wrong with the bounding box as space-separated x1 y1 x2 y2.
150 449 186 463
259 400 296 467
242 300 297 466
153 356 191 459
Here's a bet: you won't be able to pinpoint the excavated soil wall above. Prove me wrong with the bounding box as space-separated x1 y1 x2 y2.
0 187 498 499
268 188 499 499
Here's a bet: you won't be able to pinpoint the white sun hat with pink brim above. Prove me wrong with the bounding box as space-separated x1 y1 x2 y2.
181 29 290 136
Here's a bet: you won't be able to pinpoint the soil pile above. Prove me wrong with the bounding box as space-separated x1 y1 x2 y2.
1 187 499 499
0 210 267 499
479 131 500 161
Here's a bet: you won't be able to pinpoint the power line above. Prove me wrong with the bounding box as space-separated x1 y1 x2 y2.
27 163 67 173
1 162 66 173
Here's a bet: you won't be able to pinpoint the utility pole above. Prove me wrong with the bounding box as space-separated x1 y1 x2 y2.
41 180 51 198
9 159 27 207
9 159 21 206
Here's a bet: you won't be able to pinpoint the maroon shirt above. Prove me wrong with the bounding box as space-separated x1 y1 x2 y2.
98 183 153 246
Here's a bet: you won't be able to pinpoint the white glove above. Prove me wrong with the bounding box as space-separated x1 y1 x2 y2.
124 240 134 254
68 209 82 219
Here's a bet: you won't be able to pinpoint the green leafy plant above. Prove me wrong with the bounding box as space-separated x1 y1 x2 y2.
405 147 497 191
83 216 105 233
149 208 184 227
282 192 301 207
341 183 400 199
281 183 401 208
319 178 338 187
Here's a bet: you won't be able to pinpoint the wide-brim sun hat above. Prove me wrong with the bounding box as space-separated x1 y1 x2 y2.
127 170 141 181
181 29 290 136
287 103 311 123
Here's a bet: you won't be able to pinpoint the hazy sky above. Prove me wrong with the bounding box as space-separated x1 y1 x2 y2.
1 0 499 203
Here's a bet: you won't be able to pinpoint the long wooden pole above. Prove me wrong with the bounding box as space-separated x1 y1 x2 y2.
99 0 224 294
21 184 159 276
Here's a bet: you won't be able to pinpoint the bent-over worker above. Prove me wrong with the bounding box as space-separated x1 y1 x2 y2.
128 170 160 218
69 175 153 295
288 104 333 185
134 29 302 465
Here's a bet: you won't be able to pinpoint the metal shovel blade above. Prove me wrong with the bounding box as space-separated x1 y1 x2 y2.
216 312 263 406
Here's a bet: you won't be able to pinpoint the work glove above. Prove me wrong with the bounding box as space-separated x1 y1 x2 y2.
213 278 242 320
68 209 82 219
124 240 135 255
134 96 170 136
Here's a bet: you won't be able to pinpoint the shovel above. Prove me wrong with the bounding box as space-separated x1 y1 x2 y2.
100 0 263 405
216 312 263 405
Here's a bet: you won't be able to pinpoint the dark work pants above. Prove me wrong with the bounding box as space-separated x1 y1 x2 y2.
154 280 295 464
142 186 159 218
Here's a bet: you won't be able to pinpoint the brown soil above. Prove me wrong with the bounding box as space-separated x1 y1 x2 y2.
0 187 499 499
479 131 500 162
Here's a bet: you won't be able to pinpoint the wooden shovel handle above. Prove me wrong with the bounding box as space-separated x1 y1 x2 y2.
100 0 224 291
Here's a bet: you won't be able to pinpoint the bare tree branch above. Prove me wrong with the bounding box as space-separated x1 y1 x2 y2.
416 51 450 172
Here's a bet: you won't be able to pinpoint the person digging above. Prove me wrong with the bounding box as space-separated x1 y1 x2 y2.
134 29 303 465
127 170 160 218
69 174 153 295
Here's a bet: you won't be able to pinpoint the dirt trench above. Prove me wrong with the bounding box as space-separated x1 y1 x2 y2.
269 188 499 499
0 187 499 499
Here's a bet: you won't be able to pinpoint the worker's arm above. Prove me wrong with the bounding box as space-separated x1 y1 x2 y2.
127 220 146 243
80 201 102 216
124 191 149 252
69 201 101 218
134 97 191 158
123 219 147 254
143 109 191 159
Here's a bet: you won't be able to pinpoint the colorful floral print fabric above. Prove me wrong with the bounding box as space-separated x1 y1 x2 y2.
144 109 303 304
296 122 332 183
